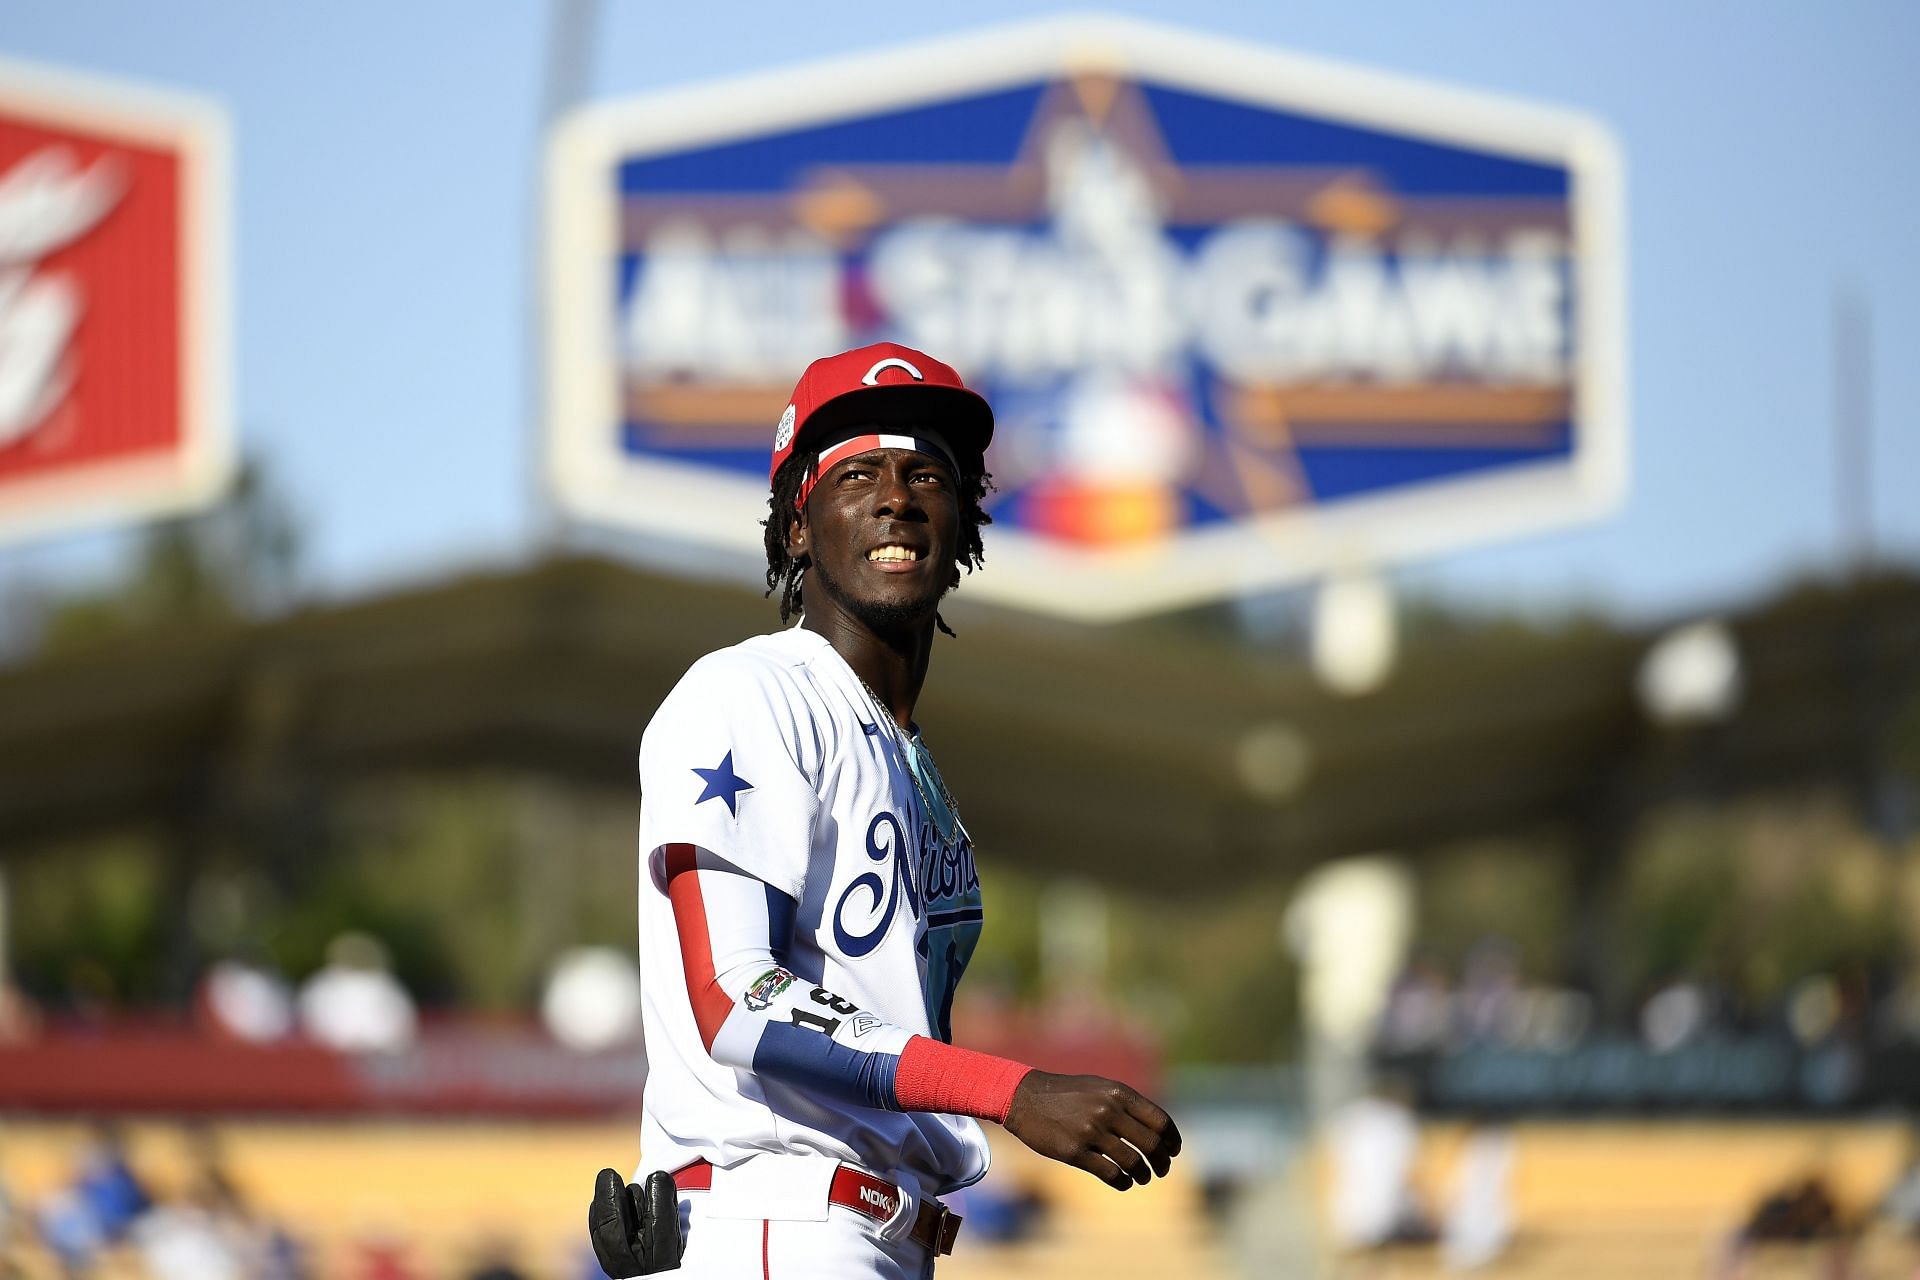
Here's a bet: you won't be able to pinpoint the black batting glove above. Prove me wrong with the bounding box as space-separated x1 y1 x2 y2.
589 1168 683 1276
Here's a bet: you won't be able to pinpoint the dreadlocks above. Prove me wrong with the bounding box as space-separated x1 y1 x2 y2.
762 447 993 637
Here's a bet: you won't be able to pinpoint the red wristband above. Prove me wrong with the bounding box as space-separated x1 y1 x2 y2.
892 1036 1032 1123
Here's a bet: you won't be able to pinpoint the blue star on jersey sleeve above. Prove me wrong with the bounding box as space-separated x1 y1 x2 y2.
692 750 753 816
638 648 821 903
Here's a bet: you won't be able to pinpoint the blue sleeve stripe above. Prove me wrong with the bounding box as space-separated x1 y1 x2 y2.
750 1021 902 1112
765 883 797 960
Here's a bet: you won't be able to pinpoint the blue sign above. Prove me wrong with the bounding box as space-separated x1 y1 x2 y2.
547 17 1624 619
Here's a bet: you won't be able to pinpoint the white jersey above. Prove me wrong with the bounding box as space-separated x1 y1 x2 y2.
635 625 989 1196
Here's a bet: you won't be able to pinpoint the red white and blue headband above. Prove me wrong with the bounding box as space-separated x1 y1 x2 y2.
795 431 959 511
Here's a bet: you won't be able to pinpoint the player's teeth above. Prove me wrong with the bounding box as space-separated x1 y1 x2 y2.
867 547 918 562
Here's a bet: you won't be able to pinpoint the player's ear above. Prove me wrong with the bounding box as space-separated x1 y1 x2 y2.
786 507 810 560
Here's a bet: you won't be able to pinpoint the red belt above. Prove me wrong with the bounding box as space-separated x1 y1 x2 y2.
671 1158 962 1256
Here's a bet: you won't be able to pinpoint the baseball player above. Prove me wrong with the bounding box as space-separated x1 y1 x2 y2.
591 342 1181 1278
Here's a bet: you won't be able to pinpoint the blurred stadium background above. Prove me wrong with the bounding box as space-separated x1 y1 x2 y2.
2 4 1918 1278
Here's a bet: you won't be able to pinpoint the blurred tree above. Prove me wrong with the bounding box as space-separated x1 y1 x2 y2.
1414 836 1574 979
35 456 300 654
1110 880 1299 1063
1891 685 1920 797
238 774 639 1009
966 860 1300 1064
5 765 639 1015
1620 796 1901 1013
967 860 1044 1002
9 837 168 1009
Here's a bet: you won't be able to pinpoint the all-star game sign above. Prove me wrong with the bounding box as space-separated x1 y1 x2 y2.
547 18 1623 621
0 59 232 547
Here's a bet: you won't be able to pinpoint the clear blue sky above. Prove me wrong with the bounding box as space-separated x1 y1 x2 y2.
3 1 1916 624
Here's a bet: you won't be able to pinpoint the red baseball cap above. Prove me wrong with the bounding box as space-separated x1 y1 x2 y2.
768 342 994 485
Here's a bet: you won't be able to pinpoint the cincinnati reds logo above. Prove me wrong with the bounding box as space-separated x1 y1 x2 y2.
832 811 922 957
861 357 923 385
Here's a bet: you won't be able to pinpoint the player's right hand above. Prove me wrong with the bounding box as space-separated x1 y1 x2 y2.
1000 1071 1182 1191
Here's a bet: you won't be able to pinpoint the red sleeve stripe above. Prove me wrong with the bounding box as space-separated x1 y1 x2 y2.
663 843 734 1052
892 1035 1032 1123
661 842 707 882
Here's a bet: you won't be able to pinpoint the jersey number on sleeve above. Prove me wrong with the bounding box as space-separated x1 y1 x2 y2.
789 986 858 1035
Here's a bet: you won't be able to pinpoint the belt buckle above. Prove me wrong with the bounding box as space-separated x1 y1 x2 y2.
928 1202 961 1256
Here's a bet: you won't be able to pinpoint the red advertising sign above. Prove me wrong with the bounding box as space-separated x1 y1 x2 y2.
0 58 230 545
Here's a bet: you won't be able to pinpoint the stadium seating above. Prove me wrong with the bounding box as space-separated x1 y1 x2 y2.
0 1118 1912 1278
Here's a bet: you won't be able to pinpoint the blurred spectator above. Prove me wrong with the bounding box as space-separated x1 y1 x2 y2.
352 1232 421 1280
1788 975 1844 1046
0 978 40 1044
176 1125 309 1280
1327 1076 1435 1250
465 1234 530 1280
1505 985 1592 1052
63 958 119 1027
1875 1123 1920 1271
1454 940 1521 1046
1745 1175 1845 1239
0 1159 18 1262
1715 1169 1856 1280
1197 1172 1241 1232
1640 977 1710 1051
468 1264 529 1280
198 958 296 1043
1875 971 1920 1045
1378 958 1451 1054
948 1178 1048 1246
37 1121 151 1271
258 1229 311 1280
134 1177 248 1280
1789 972 1871 1108
36 1189 106 1273
1441 1118 1516 1271
72 1122 149 1241
1884 1167 1920 1235
298 933 417 1054
541 947 641 1053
